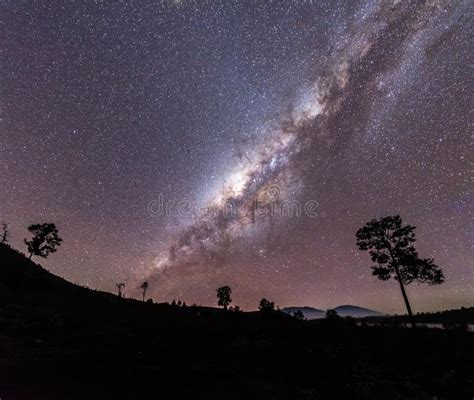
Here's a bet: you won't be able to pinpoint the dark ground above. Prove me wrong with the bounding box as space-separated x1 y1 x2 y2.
1 244 473 399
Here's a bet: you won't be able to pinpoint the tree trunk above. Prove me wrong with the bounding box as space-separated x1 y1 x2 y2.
29 252 33 260
385 236 416 329
394 266 416 328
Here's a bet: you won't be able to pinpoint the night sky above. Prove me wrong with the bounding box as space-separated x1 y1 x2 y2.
1 0 472 313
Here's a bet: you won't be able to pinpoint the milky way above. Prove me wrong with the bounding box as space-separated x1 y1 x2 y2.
1 0 472 312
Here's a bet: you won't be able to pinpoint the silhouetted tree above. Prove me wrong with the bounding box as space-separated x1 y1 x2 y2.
24 223 63 259
326 309 340 320
116 283 125 298
356 215 444 328
1 223 9 244
216 286 232 310
293 310 305 320
258 298 275 312
140 281 148 301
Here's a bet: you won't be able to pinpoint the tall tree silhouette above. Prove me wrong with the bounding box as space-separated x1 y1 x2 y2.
1 223 9 244
24 223 63 260
216 286 232 310
356 215 444 327
116 283 125 298
140 281 149 302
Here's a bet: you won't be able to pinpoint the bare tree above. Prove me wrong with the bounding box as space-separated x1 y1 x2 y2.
140 281 149 302
116 283 125 298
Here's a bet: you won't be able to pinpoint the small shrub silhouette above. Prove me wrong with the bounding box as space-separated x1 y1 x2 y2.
325 309 341 320
258 298 275 312
293 310 305 320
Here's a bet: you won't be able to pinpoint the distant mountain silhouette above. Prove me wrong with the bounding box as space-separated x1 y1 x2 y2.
282 305 385 319
334 305 385 318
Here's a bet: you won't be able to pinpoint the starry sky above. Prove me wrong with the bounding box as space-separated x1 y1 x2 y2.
1 0 472 313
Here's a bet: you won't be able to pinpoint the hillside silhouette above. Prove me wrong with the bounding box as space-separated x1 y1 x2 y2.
0 243 114 304
0 243 473 399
